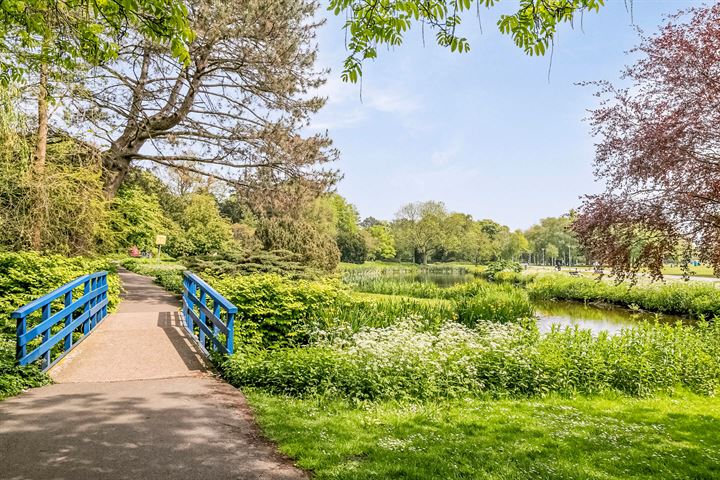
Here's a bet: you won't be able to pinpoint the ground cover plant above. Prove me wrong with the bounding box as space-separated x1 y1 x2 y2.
223 319 720 400
0 252 121 399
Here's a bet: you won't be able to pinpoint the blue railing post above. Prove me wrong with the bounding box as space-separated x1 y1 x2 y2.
212 302 221 339
227 312 235 354
41 304 51 370
16 314 26 361
198 290 207 349
63 291 73 351
83 279 91 334
100 274 107 319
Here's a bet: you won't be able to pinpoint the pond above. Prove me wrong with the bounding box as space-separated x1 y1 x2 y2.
533 300 688 335
361 271 690 334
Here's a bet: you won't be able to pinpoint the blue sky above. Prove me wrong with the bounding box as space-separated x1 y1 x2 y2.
309 0 701 229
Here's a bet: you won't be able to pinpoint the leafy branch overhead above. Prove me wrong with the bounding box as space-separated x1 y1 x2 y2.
0 0 193 83
329 0 606 82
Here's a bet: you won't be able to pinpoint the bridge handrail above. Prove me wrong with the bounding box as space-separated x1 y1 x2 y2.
12 271 109 371
11 271 107 318
182 271 236 356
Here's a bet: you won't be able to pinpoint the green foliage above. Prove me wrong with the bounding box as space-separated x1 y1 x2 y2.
330 0 605 82
0 252 121 398
341 275 534 324
525 214 581 264
0 0 192 85
223 319 720 401
184 250 320 280
318 294 456 332
100 185 179 253
337 230 367 263
256 216 340 272
173 193 233 256
453 284 534 325
211 274 347 347
480 259 522 280
0 93 107 254
365 224 396 260
528 275 720 318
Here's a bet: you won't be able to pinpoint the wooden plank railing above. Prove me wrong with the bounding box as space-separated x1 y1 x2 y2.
12 271 109 371
182 271 237 355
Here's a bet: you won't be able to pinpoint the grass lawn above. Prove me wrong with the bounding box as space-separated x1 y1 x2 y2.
246 390 720 480
661 265 718 279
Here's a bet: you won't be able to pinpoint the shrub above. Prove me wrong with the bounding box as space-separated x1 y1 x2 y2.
222 319 720 400
480 260 522 280
211 274 347 347
183 249 319 279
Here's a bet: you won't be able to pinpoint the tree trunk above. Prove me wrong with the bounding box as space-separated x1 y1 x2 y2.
31 56 49 251
102 152 132 198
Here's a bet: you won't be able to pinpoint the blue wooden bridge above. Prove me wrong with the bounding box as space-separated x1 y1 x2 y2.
0 269 306 480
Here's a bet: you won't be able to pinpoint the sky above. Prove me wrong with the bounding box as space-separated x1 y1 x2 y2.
308 0 702 230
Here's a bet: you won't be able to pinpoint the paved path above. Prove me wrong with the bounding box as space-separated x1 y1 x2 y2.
0 270 306 480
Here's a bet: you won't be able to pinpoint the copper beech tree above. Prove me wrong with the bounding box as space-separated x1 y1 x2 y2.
574 4 720 280
64 0 338 198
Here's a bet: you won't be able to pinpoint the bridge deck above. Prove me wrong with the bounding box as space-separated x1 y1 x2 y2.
0 270 305 480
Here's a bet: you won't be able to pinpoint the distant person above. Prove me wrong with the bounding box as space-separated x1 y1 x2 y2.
555 259 562 271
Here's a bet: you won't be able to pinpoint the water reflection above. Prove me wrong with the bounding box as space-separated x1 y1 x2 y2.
534 300 688 335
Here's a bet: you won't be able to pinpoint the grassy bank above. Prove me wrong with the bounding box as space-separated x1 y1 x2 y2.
529 274 720 319
246 391 720 480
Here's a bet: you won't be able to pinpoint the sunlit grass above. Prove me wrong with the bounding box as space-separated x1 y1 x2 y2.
246 390 720 480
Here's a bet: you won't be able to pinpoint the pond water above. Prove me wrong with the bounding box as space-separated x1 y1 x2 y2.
533 300 687 335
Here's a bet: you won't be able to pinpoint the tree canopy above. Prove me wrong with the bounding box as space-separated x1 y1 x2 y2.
574 4 720 279
0 0 192 84
329 0 606 82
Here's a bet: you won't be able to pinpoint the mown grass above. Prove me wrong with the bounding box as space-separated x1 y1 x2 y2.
661 265 718 278
246 390 720 480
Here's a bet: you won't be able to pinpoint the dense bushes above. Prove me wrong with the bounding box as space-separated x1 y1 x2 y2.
0 252 121 399
223 319 720 400
529 275 720 318
211 274 347 347
184 250 319 279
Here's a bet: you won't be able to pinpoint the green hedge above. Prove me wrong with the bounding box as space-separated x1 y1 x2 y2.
0 252 121 399
211 274 346 347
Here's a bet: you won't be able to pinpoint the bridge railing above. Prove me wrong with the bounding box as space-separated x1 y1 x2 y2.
12 271 109 371
182 271 237 356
